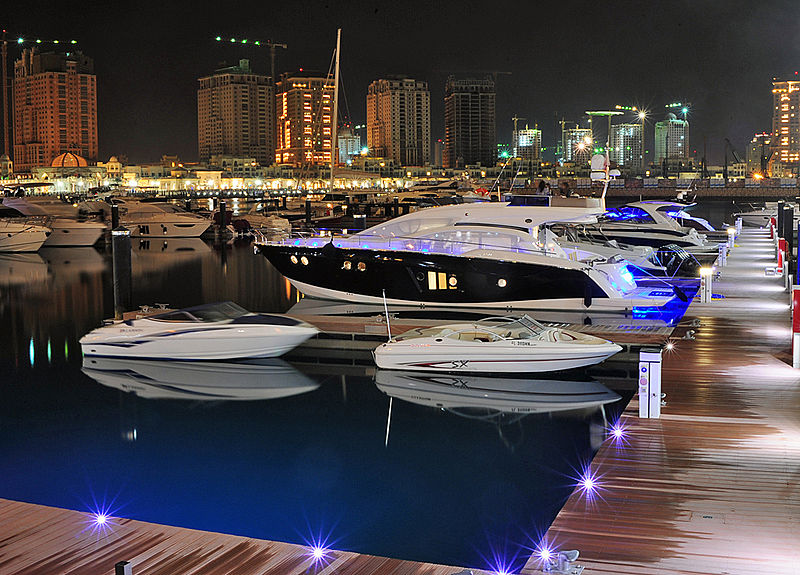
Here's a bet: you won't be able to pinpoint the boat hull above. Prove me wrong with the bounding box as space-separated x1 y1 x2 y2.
42 221 106 247
80 325 318 360
123 218 211 238
0 227 49 252
374 341 622 373
258 244 670 311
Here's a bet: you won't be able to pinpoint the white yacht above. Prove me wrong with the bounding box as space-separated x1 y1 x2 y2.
374 315 621 373
82 356 319 401
1 198 106 247
0 221 51 252
256 199 682 312
80 199 212 238
80 301 319 360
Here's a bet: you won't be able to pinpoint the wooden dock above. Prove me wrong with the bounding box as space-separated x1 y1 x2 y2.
522 228 800 575
0 499 461 575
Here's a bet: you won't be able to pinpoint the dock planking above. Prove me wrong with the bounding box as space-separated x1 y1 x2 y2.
0 498 463 575
522 228 800 575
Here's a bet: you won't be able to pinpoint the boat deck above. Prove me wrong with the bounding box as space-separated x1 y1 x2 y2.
521 228 800 574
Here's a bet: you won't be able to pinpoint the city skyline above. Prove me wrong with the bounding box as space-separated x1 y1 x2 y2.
4 0 798 165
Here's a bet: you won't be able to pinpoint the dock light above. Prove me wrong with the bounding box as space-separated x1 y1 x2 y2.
94 513 108 526
665 341 675 351
611 423 626 441
537 545 554 562
699 267 713 277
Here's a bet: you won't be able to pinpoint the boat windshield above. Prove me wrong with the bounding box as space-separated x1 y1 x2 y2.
598 206 656 224
477 315 549 339
150 302 249 323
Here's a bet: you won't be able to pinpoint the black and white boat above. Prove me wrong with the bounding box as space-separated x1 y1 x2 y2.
256 200 682 312
579 201 713 250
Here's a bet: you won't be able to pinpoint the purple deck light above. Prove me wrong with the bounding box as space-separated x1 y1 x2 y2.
94 513 108 526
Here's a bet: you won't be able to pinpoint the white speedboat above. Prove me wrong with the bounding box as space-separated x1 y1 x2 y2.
79 199 212 238
375 370 621 414
374 315 621 373
80 301 319 360
0 221 50 252
82 356 319 401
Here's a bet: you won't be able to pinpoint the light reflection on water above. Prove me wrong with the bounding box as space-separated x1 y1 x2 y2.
0 239 629 572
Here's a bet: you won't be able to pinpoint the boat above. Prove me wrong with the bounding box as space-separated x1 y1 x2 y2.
0 221 50 252
79 198 212 238
255 199 682 312
81 356 319 401
1 197 106 247
373 315 621 373
578 201 714 250
375 370 621 414
80 301 319 360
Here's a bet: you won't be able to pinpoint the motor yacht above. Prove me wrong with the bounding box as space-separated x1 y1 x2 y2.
0 221 51 252
256 200 682 312
375 370 621 414
79 199 212 238
82 356 319 401
80 301 319 360
1 197 106 247
374 315 621 373
579 201 714 250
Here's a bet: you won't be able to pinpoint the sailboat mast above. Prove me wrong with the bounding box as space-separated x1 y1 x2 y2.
330 28 341 193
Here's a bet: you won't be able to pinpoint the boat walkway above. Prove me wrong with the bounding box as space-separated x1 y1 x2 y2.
521 227 800 574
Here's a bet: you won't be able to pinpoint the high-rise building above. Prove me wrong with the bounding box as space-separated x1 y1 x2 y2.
610 123 642 170
443 76 496 168
13 49 98 172
771 78 800 171
197 60 274 166
514 125 542 162
654 113 689 162
563 128 592 163
275 75 333 166
366 77 430 166
747 132 772 176
337 124 361 164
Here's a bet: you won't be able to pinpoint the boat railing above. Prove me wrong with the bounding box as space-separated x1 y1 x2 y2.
265 230 565 259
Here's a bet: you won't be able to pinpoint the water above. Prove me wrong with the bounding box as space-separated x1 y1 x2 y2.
0 239 629 572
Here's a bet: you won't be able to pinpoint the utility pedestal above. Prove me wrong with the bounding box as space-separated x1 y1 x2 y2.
638 348 662 418
793 286 800 369
700 267 713 303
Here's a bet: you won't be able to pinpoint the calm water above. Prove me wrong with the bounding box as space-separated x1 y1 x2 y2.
0 239 629 572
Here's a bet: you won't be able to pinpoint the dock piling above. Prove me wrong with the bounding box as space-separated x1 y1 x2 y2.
112 226 132 321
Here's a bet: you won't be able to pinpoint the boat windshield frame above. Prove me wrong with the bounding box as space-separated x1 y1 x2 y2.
148 301 250 323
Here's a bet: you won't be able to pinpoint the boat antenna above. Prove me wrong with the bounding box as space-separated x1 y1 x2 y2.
381 289 392 341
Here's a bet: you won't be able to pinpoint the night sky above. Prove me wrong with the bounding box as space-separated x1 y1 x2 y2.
7 0 799 164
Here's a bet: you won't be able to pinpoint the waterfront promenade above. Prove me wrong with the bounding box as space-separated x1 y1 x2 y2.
522 228 800 574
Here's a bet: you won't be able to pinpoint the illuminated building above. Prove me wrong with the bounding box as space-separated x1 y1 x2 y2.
610 123 642 171
563 128 592 163
13 49 98 173
443 76 496 168
337 124 361 164
514 125 542 162
366 77 430 166
771 78 800 172
275 75 333 166
197 60 274 166
654 113 689 162
747 133 772 176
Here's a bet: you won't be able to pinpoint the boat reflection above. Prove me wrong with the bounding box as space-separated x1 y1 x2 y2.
0 253 48 286
81 356 319 401
376 370 620 451
375 370 620 414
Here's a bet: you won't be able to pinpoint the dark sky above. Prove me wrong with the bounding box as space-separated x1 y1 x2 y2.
7 0 799 164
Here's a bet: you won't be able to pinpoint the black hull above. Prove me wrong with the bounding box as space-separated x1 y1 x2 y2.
258 244 609 305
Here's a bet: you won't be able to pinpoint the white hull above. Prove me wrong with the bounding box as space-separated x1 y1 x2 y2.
375 344 621 373
288 278 672 312
0 225 49 252
82 356 318 400
81 328 317 360
123 218 211 238
42 221 106 247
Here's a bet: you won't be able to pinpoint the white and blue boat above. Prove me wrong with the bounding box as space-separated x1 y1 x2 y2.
80 301 319 360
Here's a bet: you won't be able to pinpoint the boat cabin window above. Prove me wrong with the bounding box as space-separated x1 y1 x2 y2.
599 206 656 224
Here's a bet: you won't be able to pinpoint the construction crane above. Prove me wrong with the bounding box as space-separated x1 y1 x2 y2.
723 138 744 181
214 36 287 84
